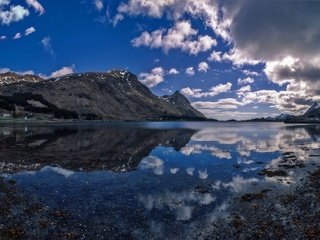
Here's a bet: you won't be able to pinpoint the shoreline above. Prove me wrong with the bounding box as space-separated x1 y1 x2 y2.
0 118 317 126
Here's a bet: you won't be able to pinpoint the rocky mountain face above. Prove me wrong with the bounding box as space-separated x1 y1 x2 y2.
0 72 43 85
0 70 205 120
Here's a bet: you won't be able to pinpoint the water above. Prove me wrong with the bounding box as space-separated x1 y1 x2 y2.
1 122 320 239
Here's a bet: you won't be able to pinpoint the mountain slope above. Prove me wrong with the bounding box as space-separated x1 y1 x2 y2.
0 70 205 120
303 102 320 118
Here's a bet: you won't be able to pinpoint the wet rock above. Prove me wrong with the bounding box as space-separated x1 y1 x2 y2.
240 189 271 202
258 169 288 177
231 215 246 229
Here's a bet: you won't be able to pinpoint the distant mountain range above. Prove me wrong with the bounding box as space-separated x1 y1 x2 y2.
244 103 320 123
284 102 320 123
0 70 206 121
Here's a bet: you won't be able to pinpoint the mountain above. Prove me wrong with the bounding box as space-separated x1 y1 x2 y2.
273 113 294 121
284 102 320 123
0 70 206 121
0 72 43 85
303 102 320 118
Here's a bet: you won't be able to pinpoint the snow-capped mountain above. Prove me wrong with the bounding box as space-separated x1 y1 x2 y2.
0 72 43 85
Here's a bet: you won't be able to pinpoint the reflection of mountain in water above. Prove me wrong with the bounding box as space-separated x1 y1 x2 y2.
0 126 196 173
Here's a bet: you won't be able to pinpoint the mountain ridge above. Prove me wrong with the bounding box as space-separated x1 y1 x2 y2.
0 70 206 121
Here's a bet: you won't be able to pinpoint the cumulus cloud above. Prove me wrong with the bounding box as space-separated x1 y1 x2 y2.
237 85 251 93
236 85 251 97
0 35 6 40
223 0 320 62
185 67 195 76
39 66 75 79
131 21 216 55
26 0 44 15
139 67 165 88
0 0 10 6
49 66 75 78
198 62 209 73
238 77 254 85
208 51 222 62
181 82 232 98
0 4 29 25
168 68 179 75
13 32 21 39
25 26 35 36
93 0 103 11
115 0 227 39
242 70 259 77
239 89 317 114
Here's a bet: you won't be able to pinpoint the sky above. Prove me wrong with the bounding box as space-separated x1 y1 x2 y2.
0 0 319 120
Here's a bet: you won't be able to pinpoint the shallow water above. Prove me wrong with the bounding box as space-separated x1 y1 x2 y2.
1 122 320 239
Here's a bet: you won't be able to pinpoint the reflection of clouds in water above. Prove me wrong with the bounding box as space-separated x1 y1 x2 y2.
198 169 208 179
19 166 74 178
176 206 193 221
181 144 231 159
221 175 259 193
170 168 179 174
192 130 244 144
190 125 320 164
237 157 254 165
242 167 258 173
41 166 74 178
140 156 164 175
139 189 216 221
186 167 195 176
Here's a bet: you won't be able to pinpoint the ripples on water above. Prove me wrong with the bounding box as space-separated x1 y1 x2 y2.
1 122 320 239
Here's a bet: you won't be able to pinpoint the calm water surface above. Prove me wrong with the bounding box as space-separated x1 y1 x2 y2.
1 122 320 239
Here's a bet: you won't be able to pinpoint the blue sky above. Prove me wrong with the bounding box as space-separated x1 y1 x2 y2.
0 0 319 120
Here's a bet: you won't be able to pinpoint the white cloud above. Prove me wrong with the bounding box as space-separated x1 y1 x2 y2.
238 77 255 85
139 67 165 88
26 0 45 15
112 13 124 26
185 67 195 76
236 85 251 97
208 51 222 62
198 61 209 73
93 0 103 11
13 32 21 39
168 68 179 75
116 0 227 39
25 26 35 36
0 35 6 40
0 0 10 6
181 82 232 98
41 36 54 55
237 85 251 93
239 89 316 114
131 21 216 55
192 98 245 110
39 65 75 79
0 5 29 25
242 70 259 77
